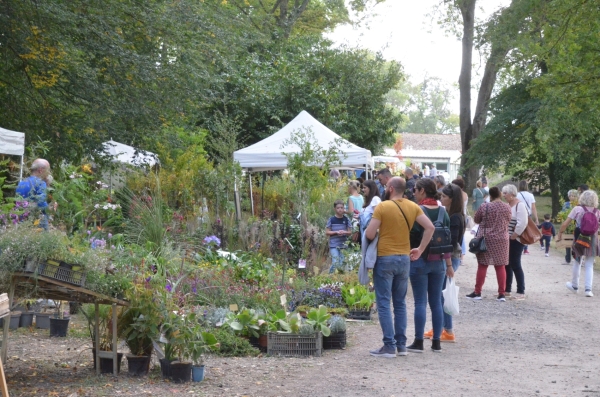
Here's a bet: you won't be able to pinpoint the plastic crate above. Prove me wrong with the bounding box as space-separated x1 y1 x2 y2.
323 331 346 350
267 332 322 357
34 261 86 287
347 310 371 320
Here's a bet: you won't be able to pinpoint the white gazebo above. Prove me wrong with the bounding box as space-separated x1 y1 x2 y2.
0 126 26 180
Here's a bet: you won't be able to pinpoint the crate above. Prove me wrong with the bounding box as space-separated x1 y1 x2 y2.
555 233 574 249
267 332 322 357
33 260 87 287
347 310 371 320
323 331 346 350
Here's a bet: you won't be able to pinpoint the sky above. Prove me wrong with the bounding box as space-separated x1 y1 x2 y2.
328 0 511 112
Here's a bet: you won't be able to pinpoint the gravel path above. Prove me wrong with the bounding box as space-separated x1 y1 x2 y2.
4 237 600 396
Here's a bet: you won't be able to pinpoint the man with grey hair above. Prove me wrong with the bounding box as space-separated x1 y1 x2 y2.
434 175 445 193
16 158 51 229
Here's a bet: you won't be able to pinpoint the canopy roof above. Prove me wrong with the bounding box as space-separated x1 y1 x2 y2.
102 140 158 166
0 126 25 156
233 111 371 171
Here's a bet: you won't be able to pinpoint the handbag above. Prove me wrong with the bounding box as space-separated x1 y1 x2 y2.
518 203 542 245
442 277 460 316
351 230 361 244
468 204 487 254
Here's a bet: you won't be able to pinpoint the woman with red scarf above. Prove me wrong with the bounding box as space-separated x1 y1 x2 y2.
406 178 455 353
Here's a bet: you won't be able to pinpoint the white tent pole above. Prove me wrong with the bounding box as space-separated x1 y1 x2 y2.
19 155 24 181
249 172 254 216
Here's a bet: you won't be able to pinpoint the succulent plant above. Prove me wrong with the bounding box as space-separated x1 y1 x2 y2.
328 315 346 334
298 323 315 335
206 307 230 327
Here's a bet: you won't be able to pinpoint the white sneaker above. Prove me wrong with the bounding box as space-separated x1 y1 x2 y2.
540 247 545 251
566 282 579 293
586 290 594 297
545 253 549 257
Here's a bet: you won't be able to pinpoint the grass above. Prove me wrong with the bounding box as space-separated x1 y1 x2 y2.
535 196 553 220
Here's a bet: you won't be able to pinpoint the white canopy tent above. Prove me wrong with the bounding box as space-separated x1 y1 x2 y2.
101 140 158 167
233 110 372 171
0 126 26 180
233 111 372 217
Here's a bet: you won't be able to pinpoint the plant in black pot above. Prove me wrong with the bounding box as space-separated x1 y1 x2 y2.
80 304 117 373
49 301 70 337
160 310 197 383
323 315 347 350
118 287 160 377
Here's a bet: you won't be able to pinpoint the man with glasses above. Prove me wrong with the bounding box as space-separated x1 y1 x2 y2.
365 177 435 357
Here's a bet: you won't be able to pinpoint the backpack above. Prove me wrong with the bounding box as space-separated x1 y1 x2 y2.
579 206 599 236
420 206 453 255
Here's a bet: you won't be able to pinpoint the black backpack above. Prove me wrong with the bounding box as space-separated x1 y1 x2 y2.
420 206 453 255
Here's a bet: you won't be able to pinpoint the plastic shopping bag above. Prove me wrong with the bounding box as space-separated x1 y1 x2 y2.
442 277 460 316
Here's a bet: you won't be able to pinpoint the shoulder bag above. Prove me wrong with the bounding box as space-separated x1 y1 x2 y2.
518 203 542 245
469 204 487 254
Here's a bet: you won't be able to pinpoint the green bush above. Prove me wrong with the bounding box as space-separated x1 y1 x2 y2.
210 327 260 357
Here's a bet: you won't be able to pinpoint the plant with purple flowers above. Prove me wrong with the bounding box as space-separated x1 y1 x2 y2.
203 235 221 246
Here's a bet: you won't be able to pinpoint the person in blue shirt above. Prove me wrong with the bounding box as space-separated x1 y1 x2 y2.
326 200 352 273
15 158 51 229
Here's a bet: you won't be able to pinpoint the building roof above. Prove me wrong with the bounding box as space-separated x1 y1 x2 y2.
401 133 462 152
400 149 462 164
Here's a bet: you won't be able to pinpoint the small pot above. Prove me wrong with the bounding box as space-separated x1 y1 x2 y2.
170 361 192 383
20 312 34 328
49 317 70 337
9 312 21 330
35 313 51 329
191 365 205 382
126 354 150 376
94 350 123 374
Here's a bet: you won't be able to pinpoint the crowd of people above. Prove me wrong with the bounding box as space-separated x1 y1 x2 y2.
325 167 600 357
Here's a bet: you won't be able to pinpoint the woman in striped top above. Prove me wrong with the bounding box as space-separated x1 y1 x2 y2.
502 184 529 300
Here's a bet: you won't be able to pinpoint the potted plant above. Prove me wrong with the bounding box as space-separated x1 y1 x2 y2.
49 301 70 337
266 306 329 357
342 285 375 320
223 308 260 340
323 315 347 350
160 311 196 383
18 299 36 328
80 304 120 373
189 326 219 382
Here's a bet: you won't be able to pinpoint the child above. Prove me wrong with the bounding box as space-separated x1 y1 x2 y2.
538 214 556 257
326 199 352 273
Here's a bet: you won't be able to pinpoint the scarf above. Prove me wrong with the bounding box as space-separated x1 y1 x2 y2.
419 198 438 206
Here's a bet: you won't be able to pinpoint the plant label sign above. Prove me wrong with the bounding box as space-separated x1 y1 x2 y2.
280 294 287 306
350 288 355 295
314 266 319 275
289 278 294 284
298 259 306 268
229 304 238 312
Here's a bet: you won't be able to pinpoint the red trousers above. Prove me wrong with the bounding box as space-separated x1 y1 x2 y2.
474 264 506 294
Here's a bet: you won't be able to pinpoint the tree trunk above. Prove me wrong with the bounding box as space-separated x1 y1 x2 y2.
548 160 561 219
458 0 476 191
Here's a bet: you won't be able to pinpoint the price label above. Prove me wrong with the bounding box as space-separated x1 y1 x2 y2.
280 294 287 306
229 304 238 312
314 266 319 275
350 288 355 295
298 259 306 269
289 278 294 284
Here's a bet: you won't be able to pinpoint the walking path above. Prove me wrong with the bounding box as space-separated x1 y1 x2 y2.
202 237 600 397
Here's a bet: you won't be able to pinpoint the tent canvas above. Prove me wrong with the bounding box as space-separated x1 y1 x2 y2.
0 126 26 180
233 111 372 171
102 140 158 166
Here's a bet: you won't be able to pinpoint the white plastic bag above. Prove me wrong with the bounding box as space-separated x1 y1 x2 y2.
443 277 460 316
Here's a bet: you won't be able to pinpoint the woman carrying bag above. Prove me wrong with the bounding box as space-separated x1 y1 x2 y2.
407 179 454 353
465 187 512 301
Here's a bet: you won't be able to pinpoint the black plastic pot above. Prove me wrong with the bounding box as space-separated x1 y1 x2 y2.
94 350 123 374
323 331 347 350
9 312 21 329
49 317 70 337
35 313 51 329
160 358 174 378
170 361 192 383
20 312 34 328
126 354 150 376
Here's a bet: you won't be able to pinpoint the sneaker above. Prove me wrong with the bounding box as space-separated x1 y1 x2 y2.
562 262 571 266
497 294 506 302
505 292 511 298
523 250 530 254
514 293 526 300
397 346 408 356
586 290 594 297
545 253 549 257
440 330 456 343
540 246 545 251
465 292 482 300
423 329 433 339
406 339 424 353
369 345 397 358
431 339 442 353
566 282 579 293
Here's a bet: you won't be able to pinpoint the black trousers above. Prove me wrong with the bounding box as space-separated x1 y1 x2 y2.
506 239 525 294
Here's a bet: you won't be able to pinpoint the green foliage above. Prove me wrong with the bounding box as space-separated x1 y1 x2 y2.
223 308 260 338
209 327 260 357
305 305 331 337
341 284 375 311
327 315 347 333
80 304 112 350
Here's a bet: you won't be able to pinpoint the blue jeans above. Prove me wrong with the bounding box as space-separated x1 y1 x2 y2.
540 235 551 253
410 258 445 340
442 257 461 331
373 255 410 348
329 247 344 273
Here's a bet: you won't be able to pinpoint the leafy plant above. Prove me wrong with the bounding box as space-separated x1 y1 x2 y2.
189 330 219 366
209 328 260 357
341 284 375 311
224 308 260 338
328 315 347 334
305 305 331 337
